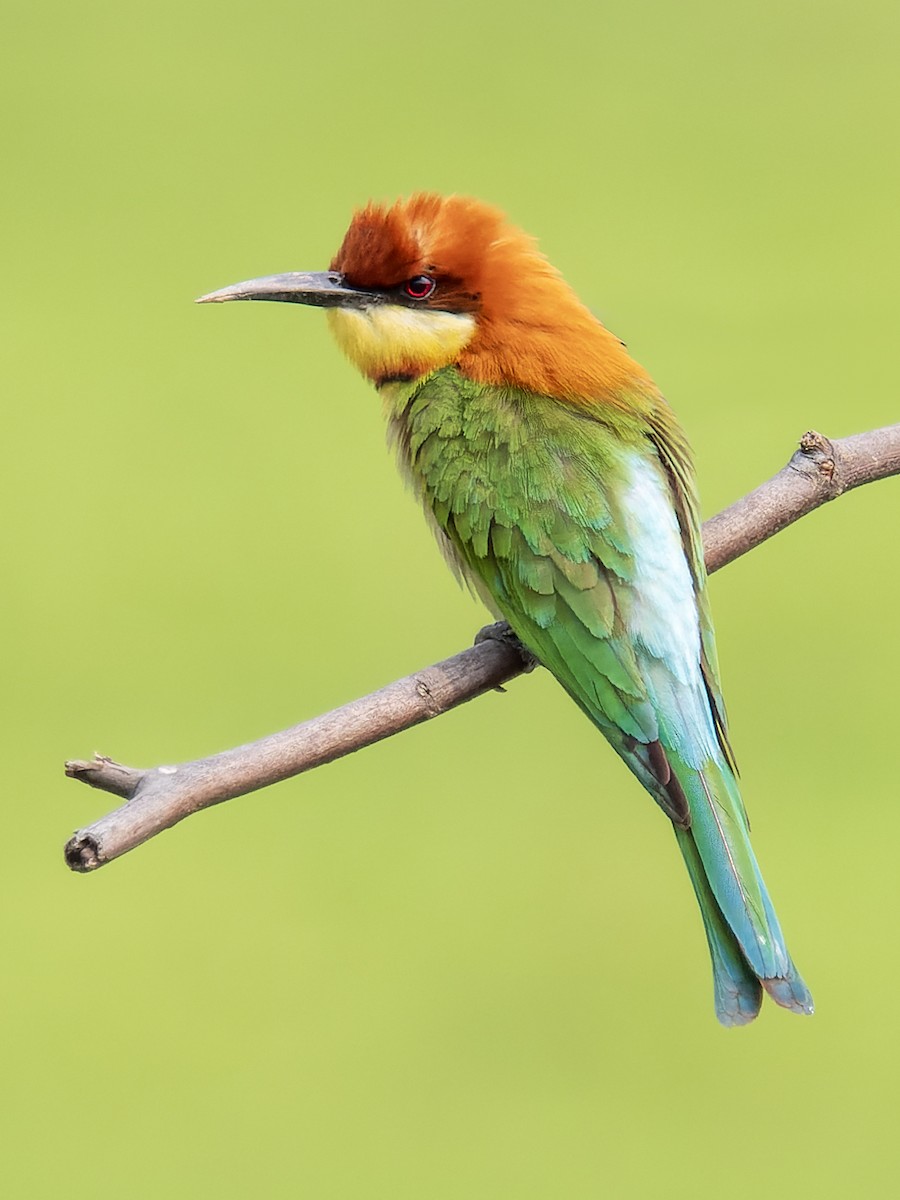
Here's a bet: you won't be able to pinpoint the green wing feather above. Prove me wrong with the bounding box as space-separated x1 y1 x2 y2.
399 369 662 762
385 366 811 1023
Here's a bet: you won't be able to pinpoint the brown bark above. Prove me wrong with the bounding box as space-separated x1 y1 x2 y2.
64 425 900 873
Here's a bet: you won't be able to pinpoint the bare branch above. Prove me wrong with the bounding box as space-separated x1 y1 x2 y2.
64 629 533 872
65 425 900 873
702 425 900 572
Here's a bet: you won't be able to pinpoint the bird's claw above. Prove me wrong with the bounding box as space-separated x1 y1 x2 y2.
474 622 539 673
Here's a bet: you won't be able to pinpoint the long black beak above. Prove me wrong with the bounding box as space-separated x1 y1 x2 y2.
196 271 383 309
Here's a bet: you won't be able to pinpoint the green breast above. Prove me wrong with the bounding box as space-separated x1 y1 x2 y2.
382 365 643 569
378 365 725 778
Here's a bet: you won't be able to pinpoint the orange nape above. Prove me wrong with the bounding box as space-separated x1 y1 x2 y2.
330 193 655 403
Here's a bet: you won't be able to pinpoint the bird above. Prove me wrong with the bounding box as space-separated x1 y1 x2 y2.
198 193 812 1025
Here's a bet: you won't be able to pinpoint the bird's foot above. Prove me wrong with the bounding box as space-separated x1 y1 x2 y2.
474 622 539 673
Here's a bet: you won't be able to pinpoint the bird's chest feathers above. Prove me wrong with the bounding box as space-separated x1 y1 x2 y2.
378 372 520 594
379 373 519 507
381 376 715 767
327 305 476 382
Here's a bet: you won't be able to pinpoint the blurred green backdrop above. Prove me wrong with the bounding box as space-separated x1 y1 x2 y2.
3 0 898 1195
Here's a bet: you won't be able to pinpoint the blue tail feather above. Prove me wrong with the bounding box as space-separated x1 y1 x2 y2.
675 826 763 1026
668 753 813 1023
617 726 811 1023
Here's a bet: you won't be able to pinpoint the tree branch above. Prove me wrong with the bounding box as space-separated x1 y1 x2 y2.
701 426 900 571
64 425 900 873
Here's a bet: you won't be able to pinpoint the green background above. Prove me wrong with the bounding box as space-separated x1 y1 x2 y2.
4 0 898 1195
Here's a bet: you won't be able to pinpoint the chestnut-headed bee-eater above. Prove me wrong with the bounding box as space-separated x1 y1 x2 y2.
199 194 812 1025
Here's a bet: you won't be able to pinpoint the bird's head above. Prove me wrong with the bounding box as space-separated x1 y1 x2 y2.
198 193 651 400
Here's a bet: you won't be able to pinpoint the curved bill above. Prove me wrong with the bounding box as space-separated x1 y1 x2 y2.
196 271 383 309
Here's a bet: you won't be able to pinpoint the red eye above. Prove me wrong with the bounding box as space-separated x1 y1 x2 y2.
404 275 436 299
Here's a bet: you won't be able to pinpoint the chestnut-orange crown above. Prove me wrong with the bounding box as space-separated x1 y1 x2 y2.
332 194 538 317
330 194 654 402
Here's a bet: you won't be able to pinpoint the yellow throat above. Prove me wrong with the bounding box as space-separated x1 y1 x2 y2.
327 305 476 381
